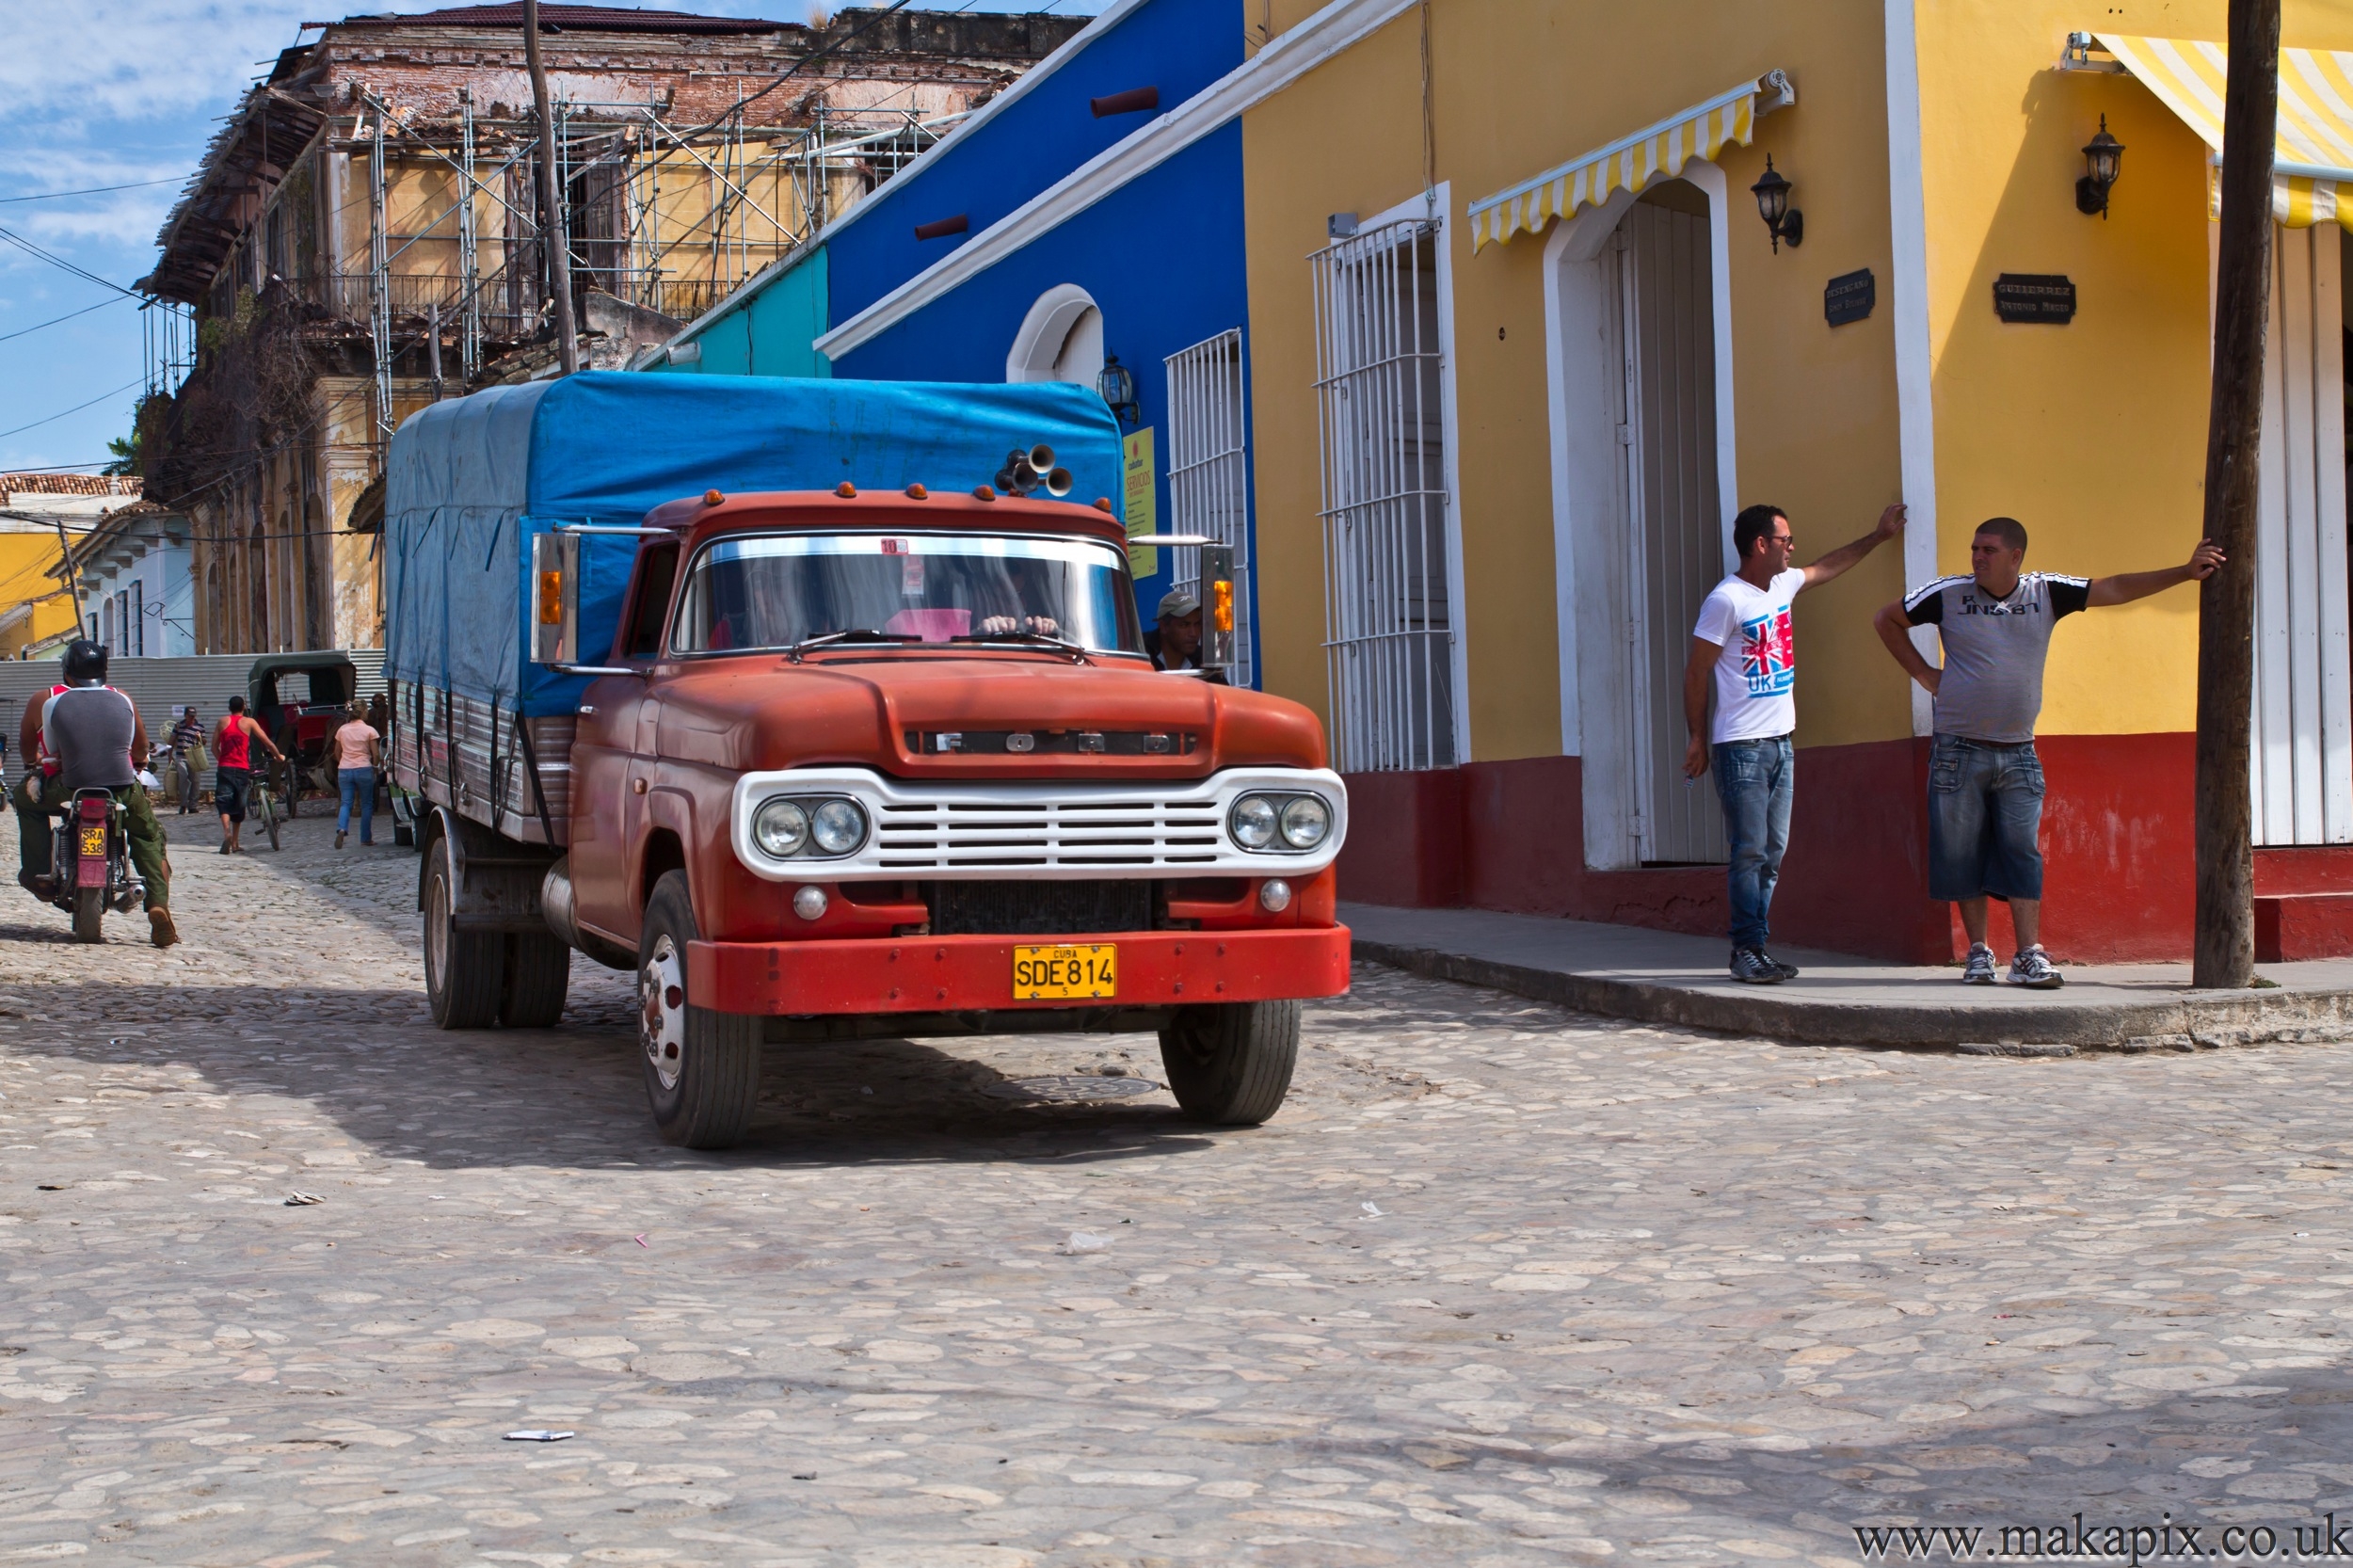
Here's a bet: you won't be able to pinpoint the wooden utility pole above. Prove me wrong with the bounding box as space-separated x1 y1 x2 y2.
2194 0 2282 988
523 0 580 376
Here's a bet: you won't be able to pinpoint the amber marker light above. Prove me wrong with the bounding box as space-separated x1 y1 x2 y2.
973 485 996 501
703 488 725 505
1213 578 1234 633
905 483 928 499
836 482 857 498
537 569 562 625
1093 497 1113 511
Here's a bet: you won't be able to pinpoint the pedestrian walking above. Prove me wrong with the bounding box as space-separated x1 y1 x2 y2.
331 701 382 849
1872 517 2225 987
214 696 284 855
1685 501 1906 984
169 706 206 813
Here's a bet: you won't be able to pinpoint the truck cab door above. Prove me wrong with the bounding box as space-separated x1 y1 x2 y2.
569 540 679 947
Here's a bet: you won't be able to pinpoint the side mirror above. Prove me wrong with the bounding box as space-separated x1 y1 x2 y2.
531 530 582 664
1198 544 1237 672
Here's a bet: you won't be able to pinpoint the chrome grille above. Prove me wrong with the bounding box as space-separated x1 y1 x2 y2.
875 798 1225 870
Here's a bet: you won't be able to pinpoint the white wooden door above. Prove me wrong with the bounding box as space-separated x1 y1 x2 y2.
1619 194 1729 865
2251 220 2353 845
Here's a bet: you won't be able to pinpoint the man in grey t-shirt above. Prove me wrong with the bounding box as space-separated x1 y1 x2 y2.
1872 517 2224 987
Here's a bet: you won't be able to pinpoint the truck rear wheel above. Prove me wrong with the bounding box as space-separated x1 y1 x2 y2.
1158 999 1301 1126
424 834 504 1029
499 933 570 1028
638 871 760 1150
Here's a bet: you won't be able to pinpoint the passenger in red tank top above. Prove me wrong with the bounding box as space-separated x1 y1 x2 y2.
211 696 283 854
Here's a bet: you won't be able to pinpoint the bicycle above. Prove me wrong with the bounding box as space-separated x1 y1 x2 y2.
249 768 283 852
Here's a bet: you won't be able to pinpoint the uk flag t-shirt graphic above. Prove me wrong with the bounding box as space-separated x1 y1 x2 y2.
1692 568 1803 743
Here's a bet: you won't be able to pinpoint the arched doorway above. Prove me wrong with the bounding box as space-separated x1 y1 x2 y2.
1006 284 1105 385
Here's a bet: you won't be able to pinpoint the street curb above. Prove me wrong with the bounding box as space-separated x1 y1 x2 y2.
1350 937 2353 1051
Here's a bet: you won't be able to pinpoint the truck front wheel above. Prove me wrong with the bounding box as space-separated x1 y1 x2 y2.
638 871 761 1149
1157 999 1301 1126
424 834 504 1029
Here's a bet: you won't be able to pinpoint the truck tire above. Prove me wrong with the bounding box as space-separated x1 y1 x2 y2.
71 887 103 944
638 871 760 1149
499 933 570 1028
424 834 504 1030
1158 1000 1301 1126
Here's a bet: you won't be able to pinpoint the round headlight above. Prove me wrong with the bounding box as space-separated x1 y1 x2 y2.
754 797 809 857
809 797 868 856
1230 794 1277 850
1279 795 1331 850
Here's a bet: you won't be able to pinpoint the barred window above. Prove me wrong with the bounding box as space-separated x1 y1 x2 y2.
1161 328 1253 687
1310 217 1459 773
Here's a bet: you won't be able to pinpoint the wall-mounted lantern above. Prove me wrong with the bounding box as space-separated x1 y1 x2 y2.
1096 352 1139 424
1750 155 1803 251
2076 116 2125 216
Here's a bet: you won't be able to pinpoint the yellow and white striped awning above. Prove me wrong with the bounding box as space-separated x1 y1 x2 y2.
2098 33 2353 230
1467 72 1796 251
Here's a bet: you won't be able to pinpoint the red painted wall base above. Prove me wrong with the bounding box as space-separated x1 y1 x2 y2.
1336 732 2353 965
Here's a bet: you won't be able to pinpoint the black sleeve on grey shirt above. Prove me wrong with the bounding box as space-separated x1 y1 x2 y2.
1903 577 1959 627
2047 574 2091 619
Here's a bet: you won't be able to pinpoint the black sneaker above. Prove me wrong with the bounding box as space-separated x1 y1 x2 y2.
1757 951 1801 980
1730 947 1785 984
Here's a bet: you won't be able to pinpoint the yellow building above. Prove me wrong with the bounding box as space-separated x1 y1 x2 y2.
1239 0 2353 962
0 476 136 659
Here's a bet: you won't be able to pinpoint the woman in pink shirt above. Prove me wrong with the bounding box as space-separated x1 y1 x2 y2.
331 701 383 849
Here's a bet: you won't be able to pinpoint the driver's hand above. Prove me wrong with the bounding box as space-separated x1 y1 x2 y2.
1025 616 1061 636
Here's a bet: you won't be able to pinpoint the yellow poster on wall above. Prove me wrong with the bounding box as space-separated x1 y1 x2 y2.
1123 427 1157 579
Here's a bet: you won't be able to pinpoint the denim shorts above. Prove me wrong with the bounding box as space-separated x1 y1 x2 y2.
216 766 250 824
1926 735 2043 902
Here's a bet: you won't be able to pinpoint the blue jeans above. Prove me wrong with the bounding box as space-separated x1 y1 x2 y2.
336 767 376 842
1713 735 1794 952
1926 735 2043 902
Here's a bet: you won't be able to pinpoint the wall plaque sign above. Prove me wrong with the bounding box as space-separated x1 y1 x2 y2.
1824 268 1876 327
1993 273 2076 324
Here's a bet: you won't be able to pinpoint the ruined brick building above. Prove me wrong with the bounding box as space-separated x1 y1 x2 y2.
134 3 1082 654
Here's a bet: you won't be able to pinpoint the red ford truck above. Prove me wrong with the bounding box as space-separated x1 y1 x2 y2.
383 374 1350 1148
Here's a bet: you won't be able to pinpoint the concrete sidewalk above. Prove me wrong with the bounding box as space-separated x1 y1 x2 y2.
1341 901 2353 1052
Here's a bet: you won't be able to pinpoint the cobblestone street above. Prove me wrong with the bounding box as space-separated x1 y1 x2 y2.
3 808 2353 1567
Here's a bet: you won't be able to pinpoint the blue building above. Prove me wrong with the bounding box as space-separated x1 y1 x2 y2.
644 0 1264 682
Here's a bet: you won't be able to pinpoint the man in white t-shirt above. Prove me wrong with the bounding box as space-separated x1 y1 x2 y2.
1684 501 1906 983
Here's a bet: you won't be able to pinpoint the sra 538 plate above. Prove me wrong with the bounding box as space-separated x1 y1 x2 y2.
1011 944 1117 1000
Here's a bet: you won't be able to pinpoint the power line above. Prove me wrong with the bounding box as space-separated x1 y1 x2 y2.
0 178 181 204
0 296 131 346
0 377 145 443
0 227 140 299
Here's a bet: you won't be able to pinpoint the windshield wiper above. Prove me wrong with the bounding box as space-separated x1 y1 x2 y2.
784 628 917 664
948 629 1094 664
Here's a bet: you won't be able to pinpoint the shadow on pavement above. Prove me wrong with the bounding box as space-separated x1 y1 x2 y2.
0 977 1221 1170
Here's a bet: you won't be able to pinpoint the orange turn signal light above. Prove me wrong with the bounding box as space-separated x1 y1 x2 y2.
836 482 857 498
703 488 725 505
973 485 996 502
1213 578 1234 633
537 569 563 625
905 483 928 500
1093 496 1112 512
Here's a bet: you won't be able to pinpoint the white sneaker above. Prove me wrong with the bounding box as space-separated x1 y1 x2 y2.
2008 947 2064 989
1961 943 1997 984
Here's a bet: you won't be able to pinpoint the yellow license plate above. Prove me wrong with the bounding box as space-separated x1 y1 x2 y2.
78 826 105 856
1012 943 1117 1000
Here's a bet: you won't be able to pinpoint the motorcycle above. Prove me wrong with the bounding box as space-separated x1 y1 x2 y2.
29 789 143 943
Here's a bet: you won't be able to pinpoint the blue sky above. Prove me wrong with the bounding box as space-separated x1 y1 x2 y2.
0 0 1105 476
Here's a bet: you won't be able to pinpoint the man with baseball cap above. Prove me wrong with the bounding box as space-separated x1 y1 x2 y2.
1146 588 1226 682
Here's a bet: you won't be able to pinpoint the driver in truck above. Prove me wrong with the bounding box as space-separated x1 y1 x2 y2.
13 640 177 947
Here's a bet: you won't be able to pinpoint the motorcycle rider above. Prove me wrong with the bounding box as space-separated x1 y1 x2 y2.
13 640 177 948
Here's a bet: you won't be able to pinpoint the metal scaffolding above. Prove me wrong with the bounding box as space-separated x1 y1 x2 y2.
344 89 968 442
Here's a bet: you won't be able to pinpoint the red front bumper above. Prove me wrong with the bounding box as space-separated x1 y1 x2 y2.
687 925 1353 1016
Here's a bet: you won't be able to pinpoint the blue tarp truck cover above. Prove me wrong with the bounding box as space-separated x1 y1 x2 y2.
383 372 1126 718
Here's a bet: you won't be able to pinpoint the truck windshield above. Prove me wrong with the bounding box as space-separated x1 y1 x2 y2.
669 532 1144 657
